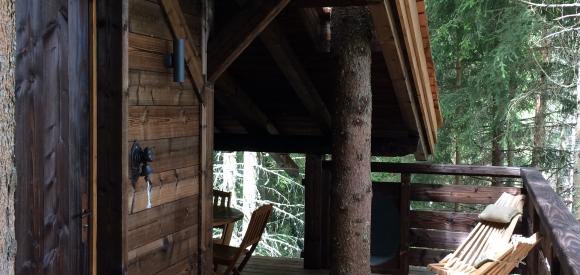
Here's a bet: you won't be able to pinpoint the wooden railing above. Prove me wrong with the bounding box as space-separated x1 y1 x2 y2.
371 163 580 275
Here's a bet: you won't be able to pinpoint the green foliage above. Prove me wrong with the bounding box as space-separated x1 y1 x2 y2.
425 0 579 202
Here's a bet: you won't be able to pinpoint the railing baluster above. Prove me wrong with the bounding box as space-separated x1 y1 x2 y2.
400 173 410 275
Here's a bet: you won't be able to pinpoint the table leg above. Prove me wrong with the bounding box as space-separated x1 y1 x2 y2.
222 222 234 245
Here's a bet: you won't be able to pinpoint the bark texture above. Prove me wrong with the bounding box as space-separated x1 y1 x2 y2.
0 0 16 274
330 7 373 275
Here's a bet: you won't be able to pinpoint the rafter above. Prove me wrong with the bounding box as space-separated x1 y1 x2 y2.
215 73 300 177
208 0 290 82
369 1 430 159
259 22 332 133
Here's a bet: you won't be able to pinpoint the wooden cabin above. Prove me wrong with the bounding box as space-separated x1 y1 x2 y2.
11 0 580 275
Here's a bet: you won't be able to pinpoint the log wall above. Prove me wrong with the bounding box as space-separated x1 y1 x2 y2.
125 0 204 274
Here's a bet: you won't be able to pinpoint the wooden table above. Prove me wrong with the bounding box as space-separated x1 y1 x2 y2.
213 206 244 245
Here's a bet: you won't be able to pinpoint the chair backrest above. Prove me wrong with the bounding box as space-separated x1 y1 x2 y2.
213 190 232 208
450 193 526 266
240 204 273 249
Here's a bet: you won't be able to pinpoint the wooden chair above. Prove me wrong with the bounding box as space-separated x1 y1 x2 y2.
213 190 232 208
213 190 233 245
213 204 273 275
473 233 540 275
428 192 526 275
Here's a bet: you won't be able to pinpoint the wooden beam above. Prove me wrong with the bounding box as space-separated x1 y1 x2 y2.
159 0 204 101
214 134 418 156
294 0 381 7
371 162 523 178
259 22 332 132
369 1 429 159
208 0 290 82
269 153 300 178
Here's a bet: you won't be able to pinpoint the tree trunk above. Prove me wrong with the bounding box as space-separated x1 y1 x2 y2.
222 152 238 203
242 152 258 234
0 0 16 274
330 7 373 275
573 62 580 220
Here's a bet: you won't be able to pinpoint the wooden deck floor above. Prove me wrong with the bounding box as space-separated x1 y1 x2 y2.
241 256 432 275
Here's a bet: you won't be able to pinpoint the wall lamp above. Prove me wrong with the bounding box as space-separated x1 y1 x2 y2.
164 38 185 83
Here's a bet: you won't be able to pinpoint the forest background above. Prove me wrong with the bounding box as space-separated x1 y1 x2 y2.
212 0 580 258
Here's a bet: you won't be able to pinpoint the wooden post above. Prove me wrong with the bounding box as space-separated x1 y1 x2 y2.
523 194 539 274
304 155 324 269
400 173 411 275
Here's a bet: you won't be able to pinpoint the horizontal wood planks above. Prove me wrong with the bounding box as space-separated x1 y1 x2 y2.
127 0 203 274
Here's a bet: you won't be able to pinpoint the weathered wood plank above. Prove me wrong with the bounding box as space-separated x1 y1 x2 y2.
371 162 522 178
130 165 199 211
132 137 199 173
128 106 199 140
409 228 468 250
129 166 199 213
411 183 521 204
199 84 214 274
410 210 478 232
208 0 290 81
127 196 198 250
127 225 198 275
521 168 580 274
129 71 197 106
129 0 173 39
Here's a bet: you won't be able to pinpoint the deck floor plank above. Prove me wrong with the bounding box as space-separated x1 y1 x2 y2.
236 256 432 275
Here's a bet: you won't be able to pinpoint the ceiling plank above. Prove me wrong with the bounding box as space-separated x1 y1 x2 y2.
369 0 429 159
208 0 290 82
159 0 204 101
215 73 300 177
259 22 332 133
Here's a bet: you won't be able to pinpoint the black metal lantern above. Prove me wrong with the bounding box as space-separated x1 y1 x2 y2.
164 38 185 83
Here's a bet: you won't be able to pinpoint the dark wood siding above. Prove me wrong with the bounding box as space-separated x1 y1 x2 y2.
126 0 205 274
15 0 90 274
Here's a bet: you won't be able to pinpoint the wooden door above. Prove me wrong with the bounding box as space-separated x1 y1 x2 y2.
14 0 92 274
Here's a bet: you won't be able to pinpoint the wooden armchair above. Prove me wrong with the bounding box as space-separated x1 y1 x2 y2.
428 193 527 274
213 204 273 275
213 190 233 244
